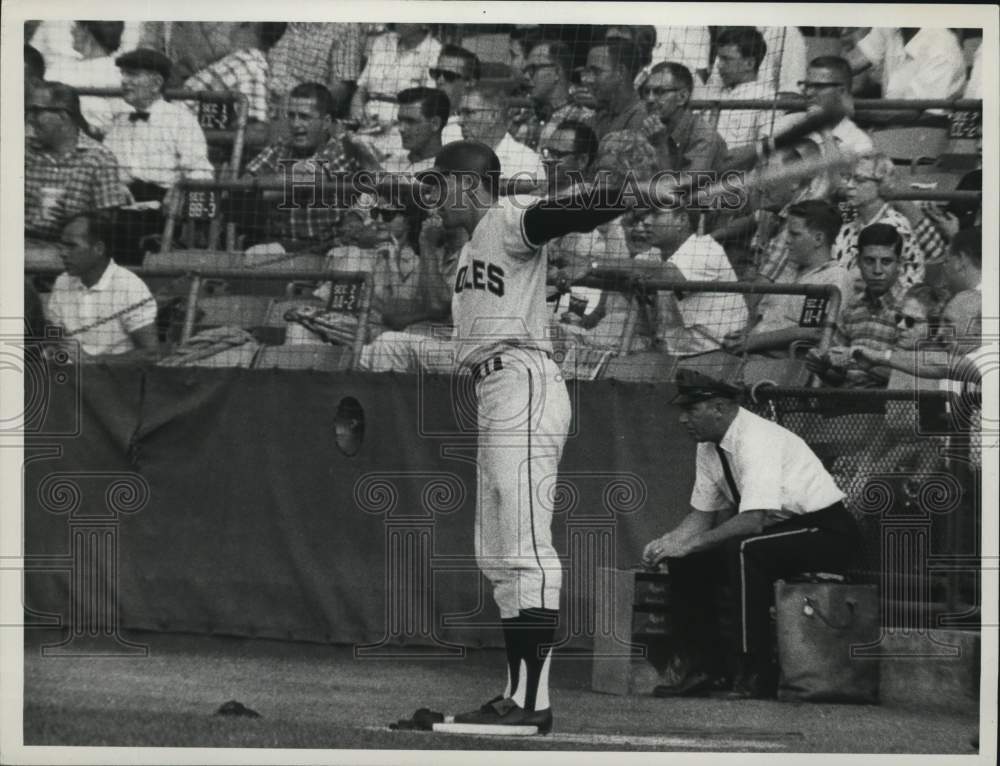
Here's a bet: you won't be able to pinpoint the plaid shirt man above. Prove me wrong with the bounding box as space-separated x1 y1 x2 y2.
25 134 130 239
183 47 269 123
244 135 361 243
834 280 907 387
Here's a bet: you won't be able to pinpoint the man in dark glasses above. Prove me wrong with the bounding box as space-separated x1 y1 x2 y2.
639 61 727 173
429 44 479 144
514 40 595 151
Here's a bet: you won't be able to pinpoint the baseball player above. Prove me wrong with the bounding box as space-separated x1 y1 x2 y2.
411 141 639 732
642 369 863 699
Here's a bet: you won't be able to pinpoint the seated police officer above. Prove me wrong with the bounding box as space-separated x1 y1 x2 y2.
643 369 862 699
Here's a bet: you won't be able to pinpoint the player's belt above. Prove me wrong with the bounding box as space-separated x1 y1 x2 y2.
368 93 398 103
471 355 504 383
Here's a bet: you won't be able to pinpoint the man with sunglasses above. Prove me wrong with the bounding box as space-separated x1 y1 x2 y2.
25 82 130 244
639 61 727 173
514 40 594 151
429 45 479 145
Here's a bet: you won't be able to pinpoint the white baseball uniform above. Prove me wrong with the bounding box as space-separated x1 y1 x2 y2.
455 194 572 619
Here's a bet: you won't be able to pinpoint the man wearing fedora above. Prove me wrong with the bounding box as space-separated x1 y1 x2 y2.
642 369 862 699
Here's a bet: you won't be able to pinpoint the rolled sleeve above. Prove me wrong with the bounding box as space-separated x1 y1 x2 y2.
91 160 130 211
119 275 158 333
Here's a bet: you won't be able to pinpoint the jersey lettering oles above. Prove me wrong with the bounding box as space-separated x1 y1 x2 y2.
452 195 551 362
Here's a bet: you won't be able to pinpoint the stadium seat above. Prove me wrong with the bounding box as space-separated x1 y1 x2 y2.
262 297 326 327
600 351 676 383
870 127 950 167
558 346 614 381
739 356 812 388
194 294 273 330
674 350 743 383
252 344 352 372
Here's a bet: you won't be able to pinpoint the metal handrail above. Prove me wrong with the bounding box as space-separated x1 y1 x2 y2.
687 98 983 112
167 176 983 202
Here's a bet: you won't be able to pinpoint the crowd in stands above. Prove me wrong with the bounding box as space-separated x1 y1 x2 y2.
23 21 985 403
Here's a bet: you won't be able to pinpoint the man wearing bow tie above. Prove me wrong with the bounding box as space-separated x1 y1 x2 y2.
103 48 213 260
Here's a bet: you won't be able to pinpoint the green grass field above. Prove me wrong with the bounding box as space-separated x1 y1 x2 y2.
20 629 980 754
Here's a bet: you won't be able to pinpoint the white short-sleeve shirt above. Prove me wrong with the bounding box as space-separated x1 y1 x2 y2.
46 260 158 356
657 233 749 355
690 407 846 515
857 27 967 101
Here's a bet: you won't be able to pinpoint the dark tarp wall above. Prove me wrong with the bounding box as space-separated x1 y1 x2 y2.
24 366 694 649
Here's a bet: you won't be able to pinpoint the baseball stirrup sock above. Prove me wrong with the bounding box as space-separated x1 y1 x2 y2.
509 608 558 711
501 617 521 699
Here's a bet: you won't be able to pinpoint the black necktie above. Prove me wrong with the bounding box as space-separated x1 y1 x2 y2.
128 111 150 123
715 444 741 506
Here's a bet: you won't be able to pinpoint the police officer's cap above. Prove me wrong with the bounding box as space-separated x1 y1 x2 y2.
415 140 501 191
670 369 743 406
114 48 172 80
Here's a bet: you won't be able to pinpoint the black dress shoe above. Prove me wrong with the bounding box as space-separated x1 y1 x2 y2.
453 697 553 733
654 670 724 698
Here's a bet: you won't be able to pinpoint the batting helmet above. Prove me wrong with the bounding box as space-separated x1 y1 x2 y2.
416 140 501 196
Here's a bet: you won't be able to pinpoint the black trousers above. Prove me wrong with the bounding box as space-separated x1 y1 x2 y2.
667 503 862 675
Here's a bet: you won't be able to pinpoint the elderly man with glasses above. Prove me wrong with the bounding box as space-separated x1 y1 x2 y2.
638 61 728 173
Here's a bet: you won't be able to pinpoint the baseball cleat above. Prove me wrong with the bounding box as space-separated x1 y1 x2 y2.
448 696 553 734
